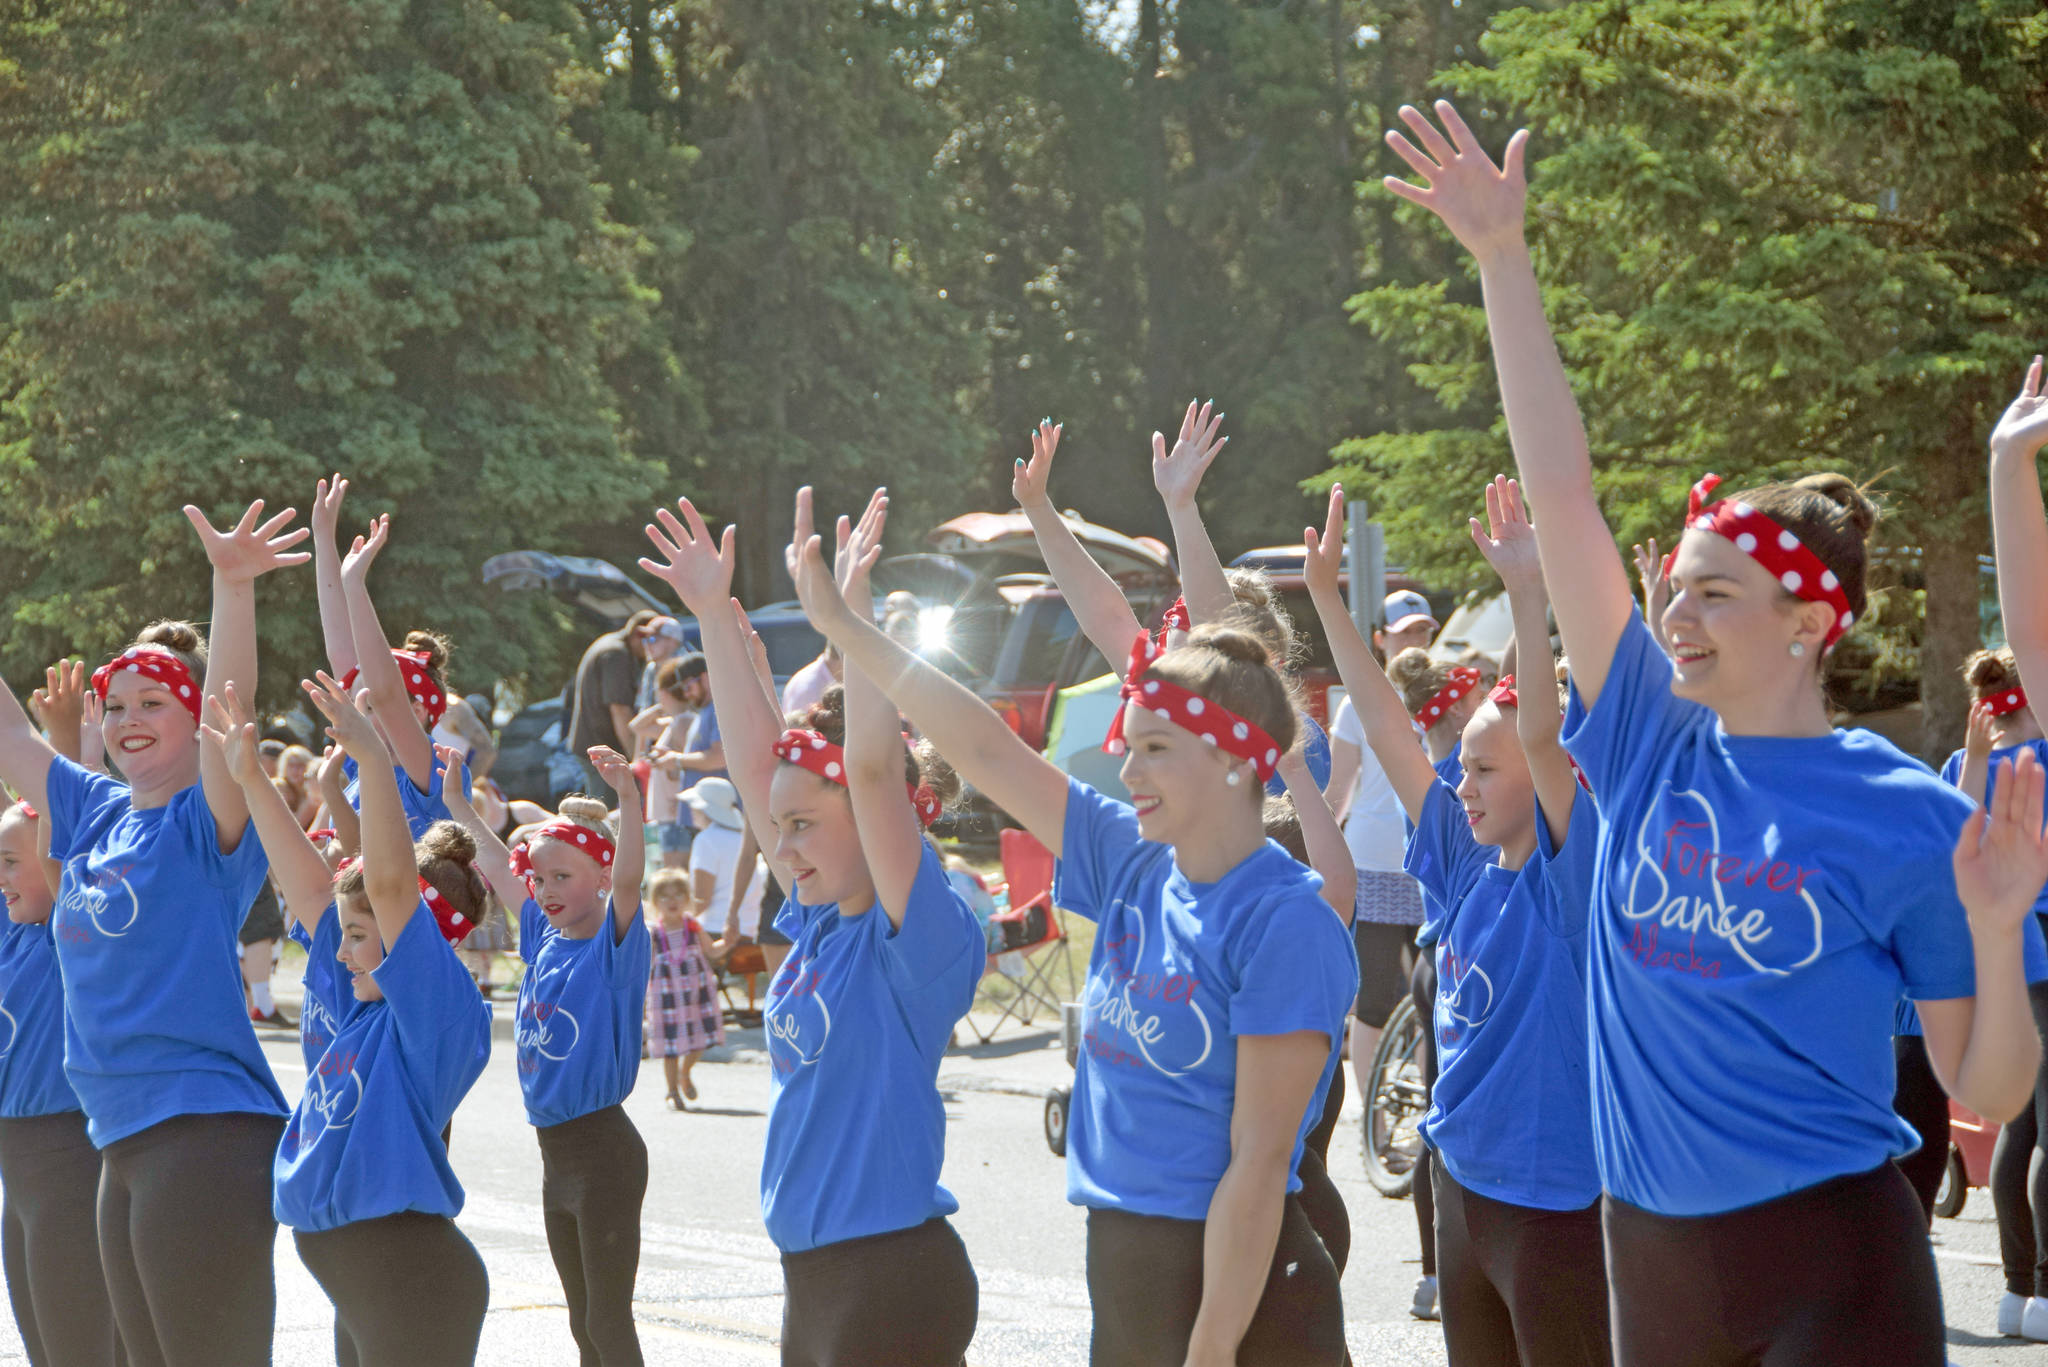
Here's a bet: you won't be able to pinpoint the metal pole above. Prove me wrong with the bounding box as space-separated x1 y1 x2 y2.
1347 497 1370 637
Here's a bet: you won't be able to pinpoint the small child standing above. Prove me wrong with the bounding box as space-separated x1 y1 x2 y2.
645 868 724 1109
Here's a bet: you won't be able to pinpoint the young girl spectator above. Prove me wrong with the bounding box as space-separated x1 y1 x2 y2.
640 488 987 1367
229 677 493 1367
0 500 305 1364
0 799 119 1367
449 759 651 1367
645 868 723 1109
276 744 322 828
1390 100 2042 1363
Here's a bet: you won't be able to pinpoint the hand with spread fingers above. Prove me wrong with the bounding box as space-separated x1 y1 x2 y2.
1382 99 1531 265
186 499 312 583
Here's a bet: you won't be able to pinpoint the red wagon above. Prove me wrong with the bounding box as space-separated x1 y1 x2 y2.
1936 1099 2001 1219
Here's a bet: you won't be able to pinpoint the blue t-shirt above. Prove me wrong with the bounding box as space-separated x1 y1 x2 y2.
1264 712 1334 799
1407 781 1600 1210
0 922 82 1118
290 911 347 1073
43 756 287 1146
1562 613 1982 1215
515 896 650 1128
685 704 726 788
1056 778 1357 1221
342 754 466 841
275 903 491 1231
760 842 984 1252
1411 741 1465 950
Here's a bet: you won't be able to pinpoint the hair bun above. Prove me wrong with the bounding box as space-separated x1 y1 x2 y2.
417 819 477 867
801 687 848 746
1965 647 2019 696
1792 472 1879 539
556 795 611 826
1185 623 1269 667
137 619 204 655
403 630 451 674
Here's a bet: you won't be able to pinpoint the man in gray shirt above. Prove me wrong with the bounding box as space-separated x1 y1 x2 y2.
567 610 678 793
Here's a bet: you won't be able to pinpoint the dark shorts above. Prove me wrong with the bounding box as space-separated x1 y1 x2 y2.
758 874 792 946
1353 918 1420 1025
238 883 285 946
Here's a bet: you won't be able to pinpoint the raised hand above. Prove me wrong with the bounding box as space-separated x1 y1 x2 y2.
1954 749 2048 935
1468 475 1542 589
1966 700 1997 763
588 745 639 800
79 692 106 773
784 493 855 636
836 487 889 605
1991 355 2048 462
184 499 311 584
312 475 348 547
1303 486 1346 601
198 685 267 789
302 672 384 764
733 600 778 708
32 661 87 743
339 514 389 583
1383 100 1530 265
1151 400 1228 511
1013 420 1062 511
639 497 736 616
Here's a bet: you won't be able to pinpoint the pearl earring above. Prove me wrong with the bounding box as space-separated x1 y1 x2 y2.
1789 641 1806 659
1225 770 1242 788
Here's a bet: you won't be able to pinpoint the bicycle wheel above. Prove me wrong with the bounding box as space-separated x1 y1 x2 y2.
1363 994 1430 1197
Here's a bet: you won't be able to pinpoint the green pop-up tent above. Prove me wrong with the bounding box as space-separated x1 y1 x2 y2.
1042 671 1130 803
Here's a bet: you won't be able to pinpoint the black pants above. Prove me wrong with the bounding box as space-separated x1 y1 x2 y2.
1413 951 1439 1278
294 1213 488 1367
1085 1199 1344 1367
1891 1032 1950 1224
1603 1162 1944 1366
0 1111 119 1367
779 1217 977 1367
537 1104 648 1367
1296 1066 1350 1275
1434 1166 1610 1367
1993 977 2048 1296
98 1110 283 1367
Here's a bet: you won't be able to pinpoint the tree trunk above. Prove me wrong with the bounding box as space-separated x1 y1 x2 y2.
1917 410 1989 762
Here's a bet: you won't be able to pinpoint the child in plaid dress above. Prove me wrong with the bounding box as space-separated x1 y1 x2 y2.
645 867 724 1108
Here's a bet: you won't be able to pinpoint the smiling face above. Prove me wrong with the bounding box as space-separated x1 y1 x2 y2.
0 811 52 925
100 669 201 794
1662 529 1834 719
336 896 387 1001
769 765 871 910
1115 703 1253 847
1453 706 1536 854
527 835 612 939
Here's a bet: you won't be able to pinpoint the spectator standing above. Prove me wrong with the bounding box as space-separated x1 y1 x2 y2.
567 610 678 796
781 646 843 719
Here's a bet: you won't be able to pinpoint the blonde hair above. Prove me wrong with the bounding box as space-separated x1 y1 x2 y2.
647 867 692 902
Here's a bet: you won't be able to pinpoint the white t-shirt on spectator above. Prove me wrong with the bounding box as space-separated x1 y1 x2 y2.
1330 695 1411 874
690 822 760 938
781 655 838 720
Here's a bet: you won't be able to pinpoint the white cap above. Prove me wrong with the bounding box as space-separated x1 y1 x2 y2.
1383 590 1438 634
682 777 745 831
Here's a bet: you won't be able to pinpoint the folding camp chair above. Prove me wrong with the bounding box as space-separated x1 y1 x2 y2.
966 828 1074 1044
716 942 766 1027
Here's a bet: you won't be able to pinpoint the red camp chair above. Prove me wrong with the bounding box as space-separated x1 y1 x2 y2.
966 829 1074 1044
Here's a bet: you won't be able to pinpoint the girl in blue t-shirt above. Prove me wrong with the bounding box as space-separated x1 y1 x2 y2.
1310 478 1610 1364
648 479 1357 1365
456 749 650 1367
0 499 306 1365
212 679 492 1366
641 488 986 1367
0 799 120 1367
1389 101 2046 1366
310 477 467 839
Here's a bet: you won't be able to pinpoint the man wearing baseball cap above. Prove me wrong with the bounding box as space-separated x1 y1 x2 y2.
1377 589 1439 661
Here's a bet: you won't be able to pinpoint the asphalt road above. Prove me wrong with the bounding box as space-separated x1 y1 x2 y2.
0 1025 2040 1364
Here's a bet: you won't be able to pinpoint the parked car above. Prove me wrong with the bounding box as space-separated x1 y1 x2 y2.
480 551 669 633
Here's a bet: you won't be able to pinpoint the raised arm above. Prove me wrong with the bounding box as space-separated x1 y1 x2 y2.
186 499 312 848
1384 102 1633 704
31 662 86 765
1152 401 1234 628
1956 703 1996 807
1303 489 1437 820
201 686 333 935
783 515 1072 856
314 744 361 857
311 476 359 679
1469 476 1576 843
587 747 644 936
305 673 417 952
1631 538 1673 657
0 678 58 828
1279 752 1355 922
1013 420 1147 666
432 743 527 912
337 516 437 791
1990 356 2048 694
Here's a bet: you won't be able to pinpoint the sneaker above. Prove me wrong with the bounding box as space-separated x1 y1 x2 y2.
253 1008 296 1031
2000 1291 2028 1337
2022 1296 2048 1342
1410 1274 1439 1321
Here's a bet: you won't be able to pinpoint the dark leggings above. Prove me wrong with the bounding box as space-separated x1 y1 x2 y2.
98 1110 283 1367
1433 1166 1610 1367
0 1110 119 1367
1296 1066 1350 1274
1603 1162 1944 1366
1085 1198 1345 1367
537 1104 648 1367
1992 977 2048 1296
779 1217 977 1367
1891 1032 1950 1224
1413 951 1439 1278
295 1212 488 1367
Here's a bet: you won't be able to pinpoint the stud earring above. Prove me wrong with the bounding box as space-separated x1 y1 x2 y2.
1225 770 1242 788
1789 641 1806 659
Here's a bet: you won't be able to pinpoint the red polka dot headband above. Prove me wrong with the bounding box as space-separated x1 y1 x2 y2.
1413 666 1482 730
1986 685 2030 719
91 647 202 725
1102 634 1283 783
1680 474 1856 646
528 819 615 870
1158 597 1191 640
772 729 944 827
418 877 473 946
339 650 447 726
1488 675 1519 708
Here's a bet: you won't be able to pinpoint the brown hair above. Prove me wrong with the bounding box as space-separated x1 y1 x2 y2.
334 821 486 927
1221 568 1299 675
553 795 617 842
789 686 964 813
1964 647 2022 702
646 867 692 902
402 630 452 694
1719 472 1880 624
129 620 206 678
1387 647 1460 724
1144 625 1299 761
1262 794 1308 865
656 654 708 697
